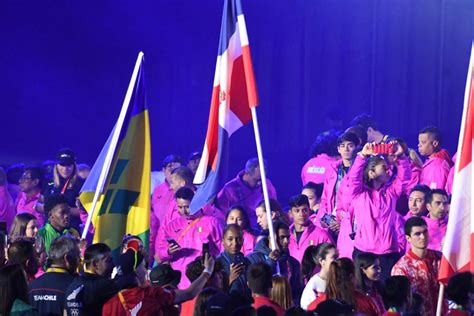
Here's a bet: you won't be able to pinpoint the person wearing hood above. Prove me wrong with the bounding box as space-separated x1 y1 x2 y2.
418 126 453 189
247 221 302 304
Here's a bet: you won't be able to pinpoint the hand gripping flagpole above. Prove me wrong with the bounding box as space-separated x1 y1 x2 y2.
250 107 280 274
81 52 145 239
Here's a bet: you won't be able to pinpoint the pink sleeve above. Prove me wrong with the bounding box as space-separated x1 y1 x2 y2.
388 157 411 198
149 211 159 261
216 186 232 212
445 166 455 194
156 223 171 262
404 162 421 194
267 180 278 200
347 155 367 198
211 220 224 255
395 214 406 254
318 174 332 216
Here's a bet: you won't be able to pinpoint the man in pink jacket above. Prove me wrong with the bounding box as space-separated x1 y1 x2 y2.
156 187 222 289
15 167 45 227
216 158 277 231
418 126 453 189
348 142 411 280
288 194 333 263
150 155 184 264
423 189 449 252
403 184 431 220
0 167 15 230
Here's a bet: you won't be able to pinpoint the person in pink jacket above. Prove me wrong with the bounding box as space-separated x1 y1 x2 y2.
403 184 431 220
418 126 453 189
288 194 333 263
150 155 184 263
216 158 277 231
226 206 256 255
423 189 449 252
301 131 340 185
156 187 222 289
0 167 15 230
15 167 45 227
348 141 411 281
316 132 359 233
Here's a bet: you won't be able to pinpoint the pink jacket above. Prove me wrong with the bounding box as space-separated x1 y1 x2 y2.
15 191 45 227
242 230 256 256
445 153 456 195
156 213 223 288
0 186 15 230
301 154 339 185
216 171 277 230
420 153 452 189
424 215 447 252
348 155 411 254
289 221 333 263
150 182 175 259
336 205 355 259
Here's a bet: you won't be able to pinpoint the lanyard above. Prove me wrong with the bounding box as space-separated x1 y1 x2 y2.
61 178 71 194
177 216 202 243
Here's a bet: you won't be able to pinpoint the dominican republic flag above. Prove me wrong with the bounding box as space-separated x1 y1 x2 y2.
190 0 258 214
438 43 474 284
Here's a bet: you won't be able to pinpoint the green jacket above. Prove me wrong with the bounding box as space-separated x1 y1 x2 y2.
38 223 79 253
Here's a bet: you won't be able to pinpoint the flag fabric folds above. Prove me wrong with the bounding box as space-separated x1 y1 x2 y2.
438 43 474 284
79 53 151 257
190 0 258 214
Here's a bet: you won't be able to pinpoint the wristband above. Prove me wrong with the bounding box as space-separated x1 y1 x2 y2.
357 152 368 158
203 268 213 275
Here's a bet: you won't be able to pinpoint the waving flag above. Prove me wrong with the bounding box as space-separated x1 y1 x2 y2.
190 0 258 214
79 53 151 257
438 43 474 284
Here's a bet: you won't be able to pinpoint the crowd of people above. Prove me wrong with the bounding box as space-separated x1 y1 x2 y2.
0 113 472 316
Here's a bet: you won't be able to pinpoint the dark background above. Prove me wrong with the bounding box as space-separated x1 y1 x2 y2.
1 0 473 203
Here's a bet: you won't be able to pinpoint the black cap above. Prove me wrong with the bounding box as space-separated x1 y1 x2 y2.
149 264 181 287
205 292 229 314
116 249 144 276
55 148 76 165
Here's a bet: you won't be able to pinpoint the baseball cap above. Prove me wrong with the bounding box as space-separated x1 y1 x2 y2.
149 263 181 287
55 148 76 165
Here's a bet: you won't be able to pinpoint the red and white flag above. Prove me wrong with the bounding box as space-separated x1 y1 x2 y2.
438 43 474 283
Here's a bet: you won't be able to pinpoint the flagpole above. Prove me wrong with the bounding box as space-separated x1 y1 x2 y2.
81 52 144 239
250 107 278 254
435 283 444 316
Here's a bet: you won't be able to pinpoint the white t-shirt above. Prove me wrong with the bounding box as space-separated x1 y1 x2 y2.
300 273 327 310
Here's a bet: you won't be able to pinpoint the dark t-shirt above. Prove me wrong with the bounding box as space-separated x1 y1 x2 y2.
29 270 75 316
64 272 119 316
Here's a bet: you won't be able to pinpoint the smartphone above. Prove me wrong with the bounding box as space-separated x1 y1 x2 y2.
373 143 393 155
202 242 210 257
234 255 243 265
321 214 335 226
167 238 178 246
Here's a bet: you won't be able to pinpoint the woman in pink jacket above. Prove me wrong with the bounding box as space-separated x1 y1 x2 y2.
348 142 411 281
226 206 256 256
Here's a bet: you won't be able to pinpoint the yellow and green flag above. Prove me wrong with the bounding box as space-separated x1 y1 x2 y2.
79 52 150 257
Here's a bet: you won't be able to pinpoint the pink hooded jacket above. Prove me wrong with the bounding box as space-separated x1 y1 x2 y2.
150 181 175 260
348 155 411 255
216 171 277 230
288 221 333 263
420 149 452 189
301 154 339 185
423 215 447 252
156 213 223 288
